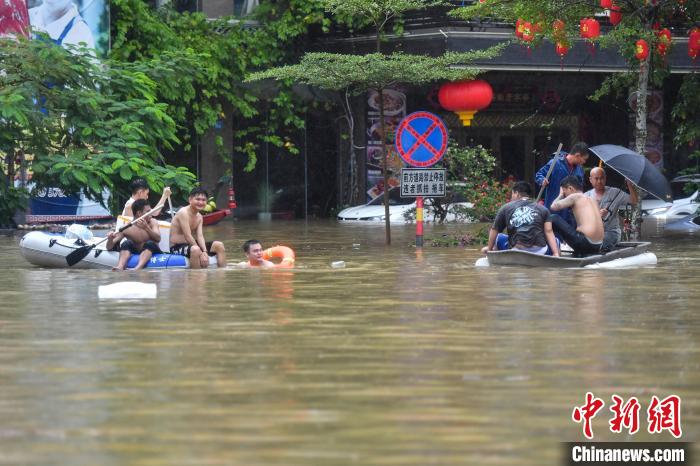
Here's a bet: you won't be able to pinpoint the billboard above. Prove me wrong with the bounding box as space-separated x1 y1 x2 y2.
0 0 30 37
27 0 109 56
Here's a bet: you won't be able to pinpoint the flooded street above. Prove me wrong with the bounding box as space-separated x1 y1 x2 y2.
1 219 698 465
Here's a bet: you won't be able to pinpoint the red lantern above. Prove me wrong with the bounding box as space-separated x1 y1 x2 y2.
689 29 700 60
656 28 671 56
609 5 622 26
635 39 649 61
515 19 525 39
555 42 570 58
600 0 613 9
580 18 600 39
587 18 600 38
438 80 494 127
522 21 534 42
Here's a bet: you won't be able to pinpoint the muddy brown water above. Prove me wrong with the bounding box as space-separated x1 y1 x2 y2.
0 219 698 465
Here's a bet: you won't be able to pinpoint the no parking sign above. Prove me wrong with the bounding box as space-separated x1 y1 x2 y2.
395 111 448 168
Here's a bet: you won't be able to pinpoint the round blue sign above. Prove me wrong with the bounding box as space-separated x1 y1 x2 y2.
395 111 448 167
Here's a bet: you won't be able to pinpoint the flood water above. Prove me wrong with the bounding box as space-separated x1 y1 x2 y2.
0 219 698 465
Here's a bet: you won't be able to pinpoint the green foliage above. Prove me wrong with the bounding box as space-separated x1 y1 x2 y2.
672 74 700 150
459 179 511 223
109 0 326 170
0 184 29 227
0 37 196 204
452 1 698 102
247 48 504 91
440 143 509 222
442 143 497 184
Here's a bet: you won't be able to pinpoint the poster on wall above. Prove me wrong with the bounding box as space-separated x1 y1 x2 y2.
0 0 30 36
366 88 407 201
629 90 663 168
27 0 109 57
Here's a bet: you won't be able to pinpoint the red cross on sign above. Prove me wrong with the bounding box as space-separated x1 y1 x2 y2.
395 111 448 167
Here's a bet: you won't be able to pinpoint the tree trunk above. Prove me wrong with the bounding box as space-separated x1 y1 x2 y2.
378 86 391 245
630 55 650 241
376 32 391 245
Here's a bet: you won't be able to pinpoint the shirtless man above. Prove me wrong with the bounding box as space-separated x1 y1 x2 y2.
237 239 273 268
550 175 604 256
106 199 162 270
122 178 171 217
169 187 226 269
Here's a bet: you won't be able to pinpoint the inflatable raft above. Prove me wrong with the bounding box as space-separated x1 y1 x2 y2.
19 230 217 269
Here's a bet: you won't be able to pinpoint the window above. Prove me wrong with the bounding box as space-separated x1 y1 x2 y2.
233 0 258 16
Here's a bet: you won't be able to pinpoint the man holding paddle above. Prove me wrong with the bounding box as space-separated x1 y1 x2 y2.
106 199 162 271
535 142 589 226
169 187 226 269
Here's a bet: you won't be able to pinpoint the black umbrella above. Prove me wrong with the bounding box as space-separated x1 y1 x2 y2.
589 144 672 202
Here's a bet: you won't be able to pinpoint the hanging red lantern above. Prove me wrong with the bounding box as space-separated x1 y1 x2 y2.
522 21 534 42
555 42 570 70
600 0 613 9
635 39 650 61
656 28 671 56
438 80 494 127
609 5 622 26
587 18 600 38
515 18 525 39
689 29 700 60
580 18 600 39
555 42 570 57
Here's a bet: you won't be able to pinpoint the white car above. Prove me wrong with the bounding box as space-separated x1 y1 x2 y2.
337 187 473 223
641 175 700 220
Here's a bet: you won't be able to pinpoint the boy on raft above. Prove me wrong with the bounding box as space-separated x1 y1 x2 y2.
122 178 171 217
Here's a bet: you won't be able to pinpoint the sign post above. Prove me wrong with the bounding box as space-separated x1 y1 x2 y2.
395 111 449 248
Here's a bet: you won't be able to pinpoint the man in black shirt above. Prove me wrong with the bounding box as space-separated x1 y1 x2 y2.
482 181 560 256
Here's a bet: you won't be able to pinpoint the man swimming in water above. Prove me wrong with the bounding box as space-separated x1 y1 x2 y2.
237 239 273 268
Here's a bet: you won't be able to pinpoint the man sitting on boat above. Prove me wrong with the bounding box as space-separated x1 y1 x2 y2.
585 167 638 252
122 178 171 217
106 199 162 271
481 181 560 256
237 239 274 268
169 187 226 269
550 176 604 256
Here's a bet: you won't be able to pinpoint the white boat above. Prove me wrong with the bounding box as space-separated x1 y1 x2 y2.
475 242 657 269
19 230 217 269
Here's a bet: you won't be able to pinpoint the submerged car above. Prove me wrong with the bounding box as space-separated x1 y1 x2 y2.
663 212 700 236
337 187 473 223
641 175 700 220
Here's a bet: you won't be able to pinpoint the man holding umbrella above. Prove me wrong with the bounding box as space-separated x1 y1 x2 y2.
585 167 638 252
535 142 590 226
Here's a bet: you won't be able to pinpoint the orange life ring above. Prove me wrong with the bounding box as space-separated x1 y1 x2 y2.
262 245 295 268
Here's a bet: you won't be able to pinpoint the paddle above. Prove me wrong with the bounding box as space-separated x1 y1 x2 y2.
535 143 564 203
65 201 165 267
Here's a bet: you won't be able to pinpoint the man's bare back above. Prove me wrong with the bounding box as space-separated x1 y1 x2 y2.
561 193 604 242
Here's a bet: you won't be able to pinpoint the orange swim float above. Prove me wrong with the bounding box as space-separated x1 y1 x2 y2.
262 245 295 268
